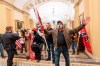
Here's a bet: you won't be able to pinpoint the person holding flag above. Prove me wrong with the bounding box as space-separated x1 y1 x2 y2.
44 17 90 66
31 27 44 62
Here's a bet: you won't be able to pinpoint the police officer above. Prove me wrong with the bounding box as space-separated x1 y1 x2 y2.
1 26 19 66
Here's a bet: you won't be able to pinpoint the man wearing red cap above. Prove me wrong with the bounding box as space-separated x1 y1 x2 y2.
32 28 37 31
31 27 44 62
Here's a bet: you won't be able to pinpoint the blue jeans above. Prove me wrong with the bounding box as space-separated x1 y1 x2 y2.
0 43 4 57
47 42 55 61
71 41 77 53
55 46 70 66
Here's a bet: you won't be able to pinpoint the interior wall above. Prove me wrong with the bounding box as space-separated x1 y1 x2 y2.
0 1 33 33
79 0 84 15
6 8 12 26
14 10 23 21
89 0 100 61
0 3 7 33
74 0 100 61
74 5 80 27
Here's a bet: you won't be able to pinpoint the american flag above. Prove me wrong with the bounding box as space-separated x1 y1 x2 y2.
15 40 22 49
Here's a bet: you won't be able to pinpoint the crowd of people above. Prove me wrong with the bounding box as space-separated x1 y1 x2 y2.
0 17 90 66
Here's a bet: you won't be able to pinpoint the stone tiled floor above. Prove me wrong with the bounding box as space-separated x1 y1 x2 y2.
1 50 100 66
13 51 95 63
0 57 100 66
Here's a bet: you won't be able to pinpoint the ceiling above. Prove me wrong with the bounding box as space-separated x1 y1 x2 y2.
4 0 75 24
38 2 75 23
4 0 75 12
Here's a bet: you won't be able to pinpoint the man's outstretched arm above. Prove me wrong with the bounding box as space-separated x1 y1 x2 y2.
70 17 90 34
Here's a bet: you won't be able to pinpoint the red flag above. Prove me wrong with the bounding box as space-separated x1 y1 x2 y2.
30 50 35 60
33 5 42 25
37 11 45 32
80 20 92 54
37 12 42 25
15 40 22 49
29 33 36 60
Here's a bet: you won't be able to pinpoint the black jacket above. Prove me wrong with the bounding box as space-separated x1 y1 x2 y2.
45 28 53 43
33 32 44 45
1 32 19 49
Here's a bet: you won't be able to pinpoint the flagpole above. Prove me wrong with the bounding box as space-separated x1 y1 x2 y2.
33 0 49 50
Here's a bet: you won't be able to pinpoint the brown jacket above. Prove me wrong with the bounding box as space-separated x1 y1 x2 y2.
52 24 85 49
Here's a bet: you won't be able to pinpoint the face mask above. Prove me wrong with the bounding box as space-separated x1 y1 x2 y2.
57 24 63 28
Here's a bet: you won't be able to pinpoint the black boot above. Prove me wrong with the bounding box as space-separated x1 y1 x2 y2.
26 56 30 60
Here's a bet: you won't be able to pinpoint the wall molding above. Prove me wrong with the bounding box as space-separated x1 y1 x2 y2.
74 0 82 8
0 0 29 15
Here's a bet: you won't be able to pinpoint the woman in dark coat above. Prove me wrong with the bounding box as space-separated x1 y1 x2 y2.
31 28 44 62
